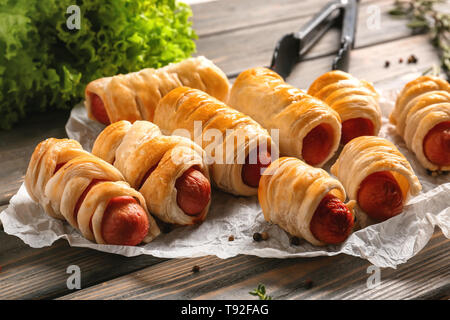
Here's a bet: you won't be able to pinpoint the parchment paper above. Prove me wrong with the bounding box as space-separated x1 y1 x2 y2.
1 72 449 269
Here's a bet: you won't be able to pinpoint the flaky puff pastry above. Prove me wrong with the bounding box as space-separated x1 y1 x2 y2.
258 157 354 246
390 75 450 171
228 67 341 167
92 120 210 225
153 87 273 196
308 70 382 137
24 138 160 244
85 56 230 123
331 136 421 218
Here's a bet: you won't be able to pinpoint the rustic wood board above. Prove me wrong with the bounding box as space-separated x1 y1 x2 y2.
0 231 168 300
58 231 449 300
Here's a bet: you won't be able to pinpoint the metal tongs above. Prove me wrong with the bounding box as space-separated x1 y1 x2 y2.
270 0 359 79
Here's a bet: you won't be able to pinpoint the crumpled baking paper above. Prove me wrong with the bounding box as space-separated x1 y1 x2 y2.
1 72 449 268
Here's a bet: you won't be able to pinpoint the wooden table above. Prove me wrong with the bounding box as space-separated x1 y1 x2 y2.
0 0 449 300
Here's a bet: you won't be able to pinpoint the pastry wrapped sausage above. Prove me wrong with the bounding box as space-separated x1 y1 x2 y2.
331 136 422 222
85 56 230 125
92 120 211 225
153 87 274 196
390 75 450 171
308 70 382 144
25 138 160 245
229 67 341 167
258 157 356 246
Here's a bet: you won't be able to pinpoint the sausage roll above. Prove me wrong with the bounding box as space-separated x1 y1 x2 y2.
92 120 211 225
390 75 450 171
258 157 356 246
25 138 160 245
308 70 382 144
331 136 422 222
85 56 230 125
229 67 341 167
153 87 274 196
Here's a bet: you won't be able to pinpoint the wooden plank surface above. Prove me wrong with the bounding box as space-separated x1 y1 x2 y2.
58 230 449 300
0 110 70 206
0 231 168 300
0 0 448 301
287 34 440 90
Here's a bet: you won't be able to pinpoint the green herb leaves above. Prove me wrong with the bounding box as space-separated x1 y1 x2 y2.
249 283 273 300
389 0 450 80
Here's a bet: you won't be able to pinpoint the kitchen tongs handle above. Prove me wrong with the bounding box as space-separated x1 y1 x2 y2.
297 0 345 57
332 0 358 71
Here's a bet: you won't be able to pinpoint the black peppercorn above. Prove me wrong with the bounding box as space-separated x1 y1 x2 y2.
407 54 418 64
290 236 300 246
384 61 390 68
192 265 200 273
253 232 262 242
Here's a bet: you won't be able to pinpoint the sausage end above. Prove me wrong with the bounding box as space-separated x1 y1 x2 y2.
310 194 354 244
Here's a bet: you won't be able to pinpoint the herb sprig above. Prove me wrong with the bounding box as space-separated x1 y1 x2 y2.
389 0 450 79
249 283 273 300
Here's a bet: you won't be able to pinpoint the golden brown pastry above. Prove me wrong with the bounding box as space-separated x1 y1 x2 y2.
153 87 274 196
92 120 211 225
390 75 450 171
229 67 341 167
25 138 160 245
308 70 382 144
258 157 356 246
331 136 422 222
85 56 230 124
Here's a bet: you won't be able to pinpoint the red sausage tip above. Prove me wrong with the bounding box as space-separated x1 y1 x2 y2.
310 194 354 244
341 118 374 145
423 121 450 167
302 123 334 166
242 150 272 188
175 167 211 216
101 196 149 246
90 93 110 125
357 171 404 221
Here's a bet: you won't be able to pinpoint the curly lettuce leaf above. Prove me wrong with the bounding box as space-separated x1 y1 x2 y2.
0 0 197 129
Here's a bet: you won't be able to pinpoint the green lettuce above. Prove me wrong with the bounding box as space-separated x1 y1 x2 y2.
0 0 197 129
